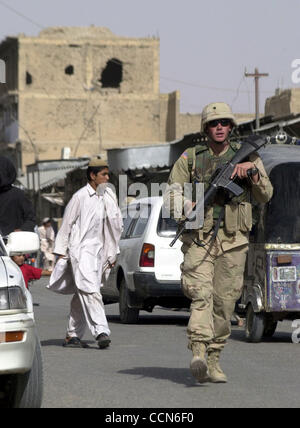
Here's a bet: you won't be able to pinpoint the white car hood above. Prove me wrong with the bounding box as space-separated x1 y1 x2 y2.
0 257 25 289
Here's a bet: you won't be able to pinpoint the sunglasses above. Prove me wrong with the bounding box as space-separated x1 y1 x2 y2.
208 119 231 127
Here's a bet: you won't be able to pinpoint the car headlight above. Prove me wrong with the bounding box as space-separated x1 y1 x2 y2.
0 287 27 310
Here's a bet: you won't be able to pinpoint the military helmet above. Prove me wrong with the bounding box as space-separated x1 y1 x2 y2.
201 102 238 132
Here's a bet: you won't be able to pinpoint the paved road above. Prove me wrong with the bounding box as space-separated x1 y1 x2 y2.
32 278 300 408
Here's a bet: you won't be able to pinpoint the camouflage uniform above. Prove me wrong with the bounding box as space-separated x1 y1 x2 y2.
165 141 273 353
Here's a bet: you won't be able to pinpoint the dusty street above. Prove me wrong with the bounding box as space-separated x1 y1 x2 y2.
32 278 300 409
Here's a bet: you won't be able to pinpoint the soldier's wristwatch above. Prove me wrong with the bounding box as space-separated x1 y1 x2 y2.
248 167 259 177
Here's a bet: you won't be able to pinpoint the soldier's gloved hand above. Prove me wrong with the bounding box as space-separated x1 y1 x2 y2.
231 162 257 180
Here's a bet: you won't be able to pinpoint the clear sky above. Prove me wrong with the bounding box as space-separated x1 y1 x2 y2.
0 0 299 115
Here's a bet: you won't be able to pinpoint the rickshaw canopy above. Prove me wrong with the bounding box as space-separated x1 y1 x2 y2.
257 144 300 244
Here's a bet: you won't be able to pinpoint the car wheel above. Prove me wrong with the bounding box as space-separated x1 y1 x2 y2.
245 304 265 343
13 335 43 408
119 278 139 324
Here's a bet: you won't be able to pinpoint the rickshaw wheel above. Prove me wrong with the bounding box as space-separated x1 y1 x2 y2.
245 304 265 343
263 317 278 338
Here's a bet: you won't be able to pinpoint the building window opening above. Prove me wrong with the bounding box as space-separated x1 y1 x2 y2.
100 58 123 88
26 71 32 85
65 65 74 75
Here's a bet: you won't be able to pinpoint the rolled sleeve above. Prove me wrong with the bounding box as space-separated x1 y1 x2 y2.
249 154 273 204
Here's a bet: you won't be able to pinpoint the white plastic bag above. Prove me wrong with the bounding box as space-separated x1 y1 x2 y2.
47 257 76 295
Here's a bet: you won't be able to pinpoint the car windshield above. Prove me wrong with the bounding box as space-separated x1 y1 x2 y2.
265 163 300 244
157 209 178 237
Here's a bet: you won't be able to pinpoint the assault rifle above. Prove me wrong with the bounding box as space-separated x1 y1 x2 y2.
169 135 267 247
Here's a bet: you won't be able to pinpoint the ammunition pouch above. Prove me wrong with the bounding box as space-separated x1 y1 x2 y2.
238 202 253 232
225 202 252 234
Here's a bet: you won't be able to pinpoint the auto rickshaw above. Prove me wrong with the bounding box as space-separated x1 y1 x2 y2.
241 139 300 342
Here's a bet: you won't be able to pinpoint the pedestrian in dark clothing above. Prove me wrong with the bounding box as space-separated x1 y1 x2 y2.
0 156 36 235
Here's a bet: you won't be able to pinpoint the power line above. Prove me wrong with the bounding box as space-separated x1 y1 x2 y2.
230 76 245 109
161 75 273 95
0 0 44 30
104 58 273 97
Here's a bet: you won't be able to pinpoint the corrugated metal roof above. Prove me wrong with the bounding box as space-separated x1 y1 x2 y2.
26 158 89 172
17 158 90 191
238 113 300 136
17 168 75 191
107 133 204 173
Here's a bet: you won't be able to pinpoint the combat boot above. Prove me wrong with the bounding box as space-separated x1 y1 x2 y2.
207 350 227 383
190 342 209 384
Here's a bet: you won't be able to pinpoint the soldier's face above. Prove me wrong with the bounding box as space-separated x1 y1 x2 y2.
206 119 232 143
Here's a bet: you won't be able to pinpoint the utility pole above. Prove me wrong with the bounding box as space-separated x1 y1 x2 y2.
244 68 269 130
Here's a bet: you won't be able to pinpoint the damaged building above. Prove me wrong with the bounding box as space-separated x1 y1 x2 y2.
0 26 191 169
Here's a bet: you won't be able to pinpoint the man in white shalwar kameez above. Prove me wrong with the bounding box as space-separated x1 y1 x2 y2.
51 158 123 349
38 217 55 271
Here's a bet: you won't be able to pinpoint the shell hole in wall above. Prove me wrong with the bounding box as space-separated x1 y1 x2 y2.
26 71 32 85
100 58 123 88
65 65 74 75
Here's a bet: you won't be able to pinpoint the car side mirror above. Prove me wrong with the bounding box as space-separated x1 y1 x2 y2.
6 232 40 256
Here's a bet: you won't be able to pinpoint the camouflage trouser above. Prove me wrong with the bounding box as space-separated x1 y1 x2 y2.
181 233 248 352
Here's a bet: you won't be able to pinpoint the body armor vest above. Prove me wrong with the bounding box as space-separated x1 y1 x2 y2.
187 142 251 219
